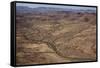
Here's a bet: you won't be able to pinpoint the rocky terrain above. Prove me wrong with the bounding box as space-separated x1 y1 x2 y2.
16 6 97 65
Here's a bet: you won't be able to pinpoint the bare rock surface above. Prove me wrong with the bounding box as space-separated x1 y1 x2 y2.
16 10 96 65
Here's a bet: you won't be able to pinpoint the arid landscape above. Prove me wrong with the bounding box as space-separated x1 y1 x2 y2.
16 4 97 65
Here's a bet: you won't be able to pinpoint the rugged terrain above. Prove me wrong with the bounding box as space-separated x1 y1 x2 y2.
16 7 97 65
